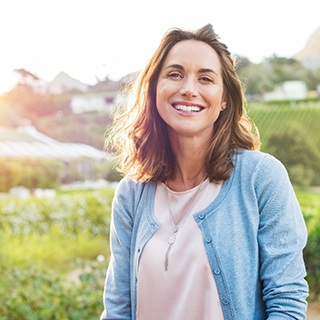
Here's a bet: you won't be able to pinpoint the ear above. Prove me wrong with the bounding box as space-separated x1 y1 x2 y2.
220 102 227 111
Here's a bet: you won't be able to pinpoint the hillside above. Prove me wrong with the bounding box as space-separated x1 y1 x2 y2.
34 111 112 150
249 102 320 187
294 26 320 69
39 71 89 95
249 103 320 150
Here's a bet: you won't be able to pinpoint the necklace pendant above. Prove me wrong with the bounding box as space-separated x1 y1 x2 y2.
168 234 176 244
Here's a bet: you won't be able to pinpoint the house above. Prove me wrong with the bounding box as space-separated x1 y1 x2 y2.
69 76 123 114
263 80 307 101
70 91 117 113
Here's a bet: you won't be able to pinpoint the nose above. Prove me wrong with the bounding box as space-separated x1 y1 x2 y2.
179 76 198 97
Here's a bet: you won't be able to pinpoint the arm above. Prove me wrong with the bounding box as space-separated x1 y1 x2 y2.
101 178 136 320
256 155 309 319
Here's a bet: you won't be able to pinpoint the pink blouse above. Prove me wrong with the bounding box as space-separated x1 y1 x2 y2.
137 179 224 320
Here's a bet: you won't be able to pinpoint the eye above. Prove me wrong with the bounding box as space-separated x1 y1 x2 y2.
199 75 214 83
167 71 182 79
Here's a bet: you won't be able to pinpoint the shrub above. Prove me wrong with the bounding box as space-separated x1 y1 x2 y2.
0 158 64 192
0 189 113 270
0 260 108 319
297 190 320 300
0 188 114 318
95 160 122 182
267 124 320 187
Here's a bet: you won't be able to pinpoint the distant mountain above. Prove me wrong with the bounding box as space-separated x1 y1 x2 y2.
38 71 89 95
35 71 130 95
294 26 320 70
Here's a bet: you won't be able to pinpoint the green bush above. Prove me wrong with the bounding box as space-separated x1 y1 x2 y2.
305 225 320 300
267 124 320 187
0 160 23 191
0 158 64 192
0 158 116 192
297 190 320 300
1 226 108 271
95 160 122 182
0 260 108 319
0 188 114 318
0 189 113 271
0 189 113 237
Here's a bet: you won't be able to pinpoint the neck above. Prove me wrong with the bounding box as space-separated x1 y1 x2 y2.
166 166 206 192
167 136 208 191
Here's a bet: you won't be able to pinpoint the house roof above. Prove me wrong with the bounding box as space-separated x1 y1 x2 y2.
0 126 108 160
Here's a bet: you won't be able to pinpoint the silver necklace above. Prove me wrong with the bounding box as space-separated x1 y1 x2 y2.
164 179 205 271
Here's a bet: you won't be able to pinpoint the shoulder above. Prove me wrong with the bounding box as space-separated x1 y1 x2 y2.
233 150 295 200
114 176 146 200
233 149 291 187
234 149 286 174
115 176 140 193
113 177 154 210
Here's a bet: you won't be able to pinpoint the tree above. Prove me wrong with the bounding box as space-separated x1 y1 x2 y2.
268 124 320 187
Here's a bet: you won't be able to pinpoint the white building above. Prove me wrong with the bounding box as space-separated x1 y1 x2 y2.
70 91 117 113
263 80 307 101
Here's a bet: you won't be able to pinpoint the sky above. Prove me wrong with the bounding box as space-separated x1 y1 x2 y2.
0 0 319 94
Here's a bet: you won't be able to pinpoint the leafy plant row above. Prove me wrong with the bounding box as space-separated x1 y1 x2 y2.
249 103 320 187
249 103 320 150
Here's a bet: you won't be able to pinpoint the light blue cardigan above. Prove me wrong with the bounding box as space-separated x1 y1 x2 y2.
101 150 309 319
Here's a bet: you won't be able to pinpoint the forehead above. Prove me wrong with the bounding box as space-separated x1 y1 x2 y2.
163 39 221 71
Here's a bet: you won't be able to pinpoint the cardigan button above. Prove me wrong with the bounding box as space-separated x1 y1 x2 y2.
205 236 212 243
221 298 229 305
214 268 221 275
199 213 205 219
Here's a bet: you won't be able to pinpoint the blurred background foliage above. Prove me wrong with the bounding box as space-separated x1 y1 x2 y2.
0 54 320 318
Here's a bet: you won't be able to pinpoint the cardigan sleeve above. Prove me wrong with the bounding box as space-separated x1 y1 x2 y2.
101 177 138 320
255 154 309 319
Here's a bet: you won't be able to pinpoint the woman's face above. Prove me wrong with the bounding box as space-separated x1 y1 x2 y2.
156 39 226 141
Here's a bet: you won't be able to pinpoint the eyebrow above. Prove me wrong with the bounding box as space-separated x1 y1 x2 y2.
165 64 218 76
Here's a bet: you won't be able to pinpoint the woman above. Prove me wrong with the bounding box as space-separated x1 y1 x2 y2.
101 24 308 319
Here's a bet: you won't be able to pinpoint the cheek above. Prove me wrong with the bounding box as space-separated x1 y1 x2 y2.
155 85 168 112
155 84 161 106
156 104 168 124
155 92 161 115
209 105 223 125
155 91 165 120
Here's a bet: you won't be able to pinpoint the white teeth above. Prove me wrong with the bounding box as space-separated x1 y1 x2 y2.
174 105 202 112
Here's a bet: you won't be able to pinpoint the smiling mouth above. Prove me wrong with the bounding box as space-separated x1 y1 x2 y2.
172 104 204 113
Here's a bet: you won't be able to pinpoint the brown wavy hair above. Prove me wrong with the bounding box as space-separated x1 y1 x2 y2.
105 24 260 182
